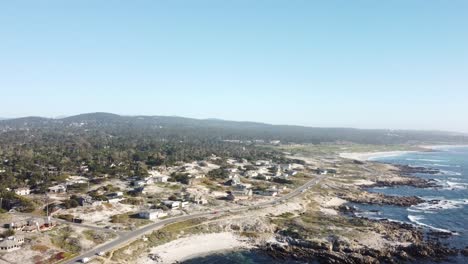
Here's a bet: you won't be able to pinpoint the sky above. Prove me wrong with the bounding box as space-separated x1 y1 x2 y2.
0 1 467 132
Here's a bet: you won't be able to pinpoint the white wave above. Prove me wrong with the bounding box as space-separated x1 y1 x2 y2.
435 180 468 190
406 208 436 214
438 170 462 176
421 196 445 200
432 178 467 187
422 163 459 168
371 186 388 190
406 158 447 162
407 215 456 234
409 199 468 212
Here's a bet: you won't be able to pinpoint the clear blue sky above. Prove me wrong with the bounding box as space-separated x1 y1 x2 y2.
1 1 467 132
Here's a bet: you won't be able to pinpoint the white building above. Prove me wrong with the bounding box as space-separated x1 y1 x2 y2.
154 175 169 183
139 209 168 220
244 171 258 178
48 185 67 193
163 200 180 209
0 236 24 252
13 187 31 196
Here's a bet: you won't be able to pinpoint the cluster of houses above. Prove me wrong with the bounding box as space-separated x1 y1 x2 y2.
137 188 210 220
12 183 71 196
222 139 281 145
3 217 56 233
218 159 304 201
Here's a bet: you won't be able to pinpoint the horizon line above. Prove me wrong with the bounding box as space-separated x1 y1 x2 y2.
1 112 467 135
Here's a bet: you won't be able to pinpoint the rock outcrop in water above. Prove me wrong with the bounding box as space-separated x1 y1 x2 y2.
261 237 458 264
369 177 438 188
393 164 440 175
337 191 424 206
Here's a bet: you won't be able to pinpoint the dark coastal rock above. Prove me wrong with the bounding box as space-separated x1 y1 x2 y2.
393 164 439 175
338 192 424 207
260 239 458 264
369 177 438 188
427 230 454 239
399 243 458 261
462 247 468 256
337 205 357 213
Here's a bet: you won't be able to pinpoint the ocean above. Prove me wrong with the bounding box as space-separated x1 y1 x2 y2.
183 147 468 263
362 146 468 246
352 146 468 263
182 251 309 264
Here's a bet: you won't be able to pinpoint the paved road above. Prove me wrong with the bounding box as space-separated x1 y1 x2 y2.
64 175 324 264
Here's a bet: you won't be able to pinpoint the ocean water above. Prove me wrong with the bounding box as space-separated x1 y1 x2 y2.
358 146 468 248
182 251 310 264
183 147 468 263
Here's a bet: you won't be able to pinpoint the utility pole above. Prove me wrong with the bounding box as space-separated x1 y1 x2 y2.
45 194 49 224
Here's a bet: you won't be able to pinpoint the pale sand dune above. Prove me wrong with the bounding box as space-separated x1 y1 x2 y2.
339 151 416 161
324 197 347 207
139 232 252 263
354 179 375 186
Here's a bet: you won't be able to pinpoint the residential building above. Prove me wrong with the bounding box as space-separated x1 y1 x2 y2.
107 192 124 199
139 209 168 220
192 195 208 205
13 187 31 196
163 200 180 209
243 171 258 178
107 197 123 203
280 164 292 171
48 185 67 193
77 196 103 206
154 175 169 183
0 236 24 252
132 180 146 187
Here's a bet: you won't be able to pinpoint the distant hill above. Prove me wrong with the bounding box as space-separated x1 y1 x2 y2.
1 112 467 145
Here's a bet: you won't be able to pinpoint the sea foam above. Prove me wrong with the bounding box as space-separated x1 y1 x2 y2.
409 199 468 212
407 215 456 234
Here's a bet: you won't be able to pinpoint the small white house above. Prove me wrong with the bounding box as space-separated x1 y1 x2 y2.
280 164 292 171
48 185 67 193
139 209 168 220
13 187 31 196
244 171 259 178
154 175 169 183
107 197 123 204
0 236 24 252
163 200 180 209
132 180 146 187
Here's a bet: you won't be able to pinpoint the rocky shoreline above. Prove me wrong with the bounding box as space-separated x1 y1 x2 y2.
260 219 461 264
337 191 424 206
260 239 459 264
257 159 462 263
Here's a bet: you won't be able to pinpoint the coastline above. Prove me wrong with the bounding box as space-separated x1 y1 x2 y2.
339 150 417 161
420 144 468 150
340 144 468 161
137 232 253 263
131 146 467 264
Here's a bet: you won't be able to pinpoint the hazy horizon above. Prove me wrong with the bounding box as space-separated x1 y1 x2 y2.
1 112 467 134
1 1 467 132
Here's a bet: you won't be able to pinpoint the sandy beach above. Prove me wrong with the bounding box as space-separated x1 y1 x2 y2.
420 144 468 150
340 145 468 162
138 232 253 263
339 151 417 161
